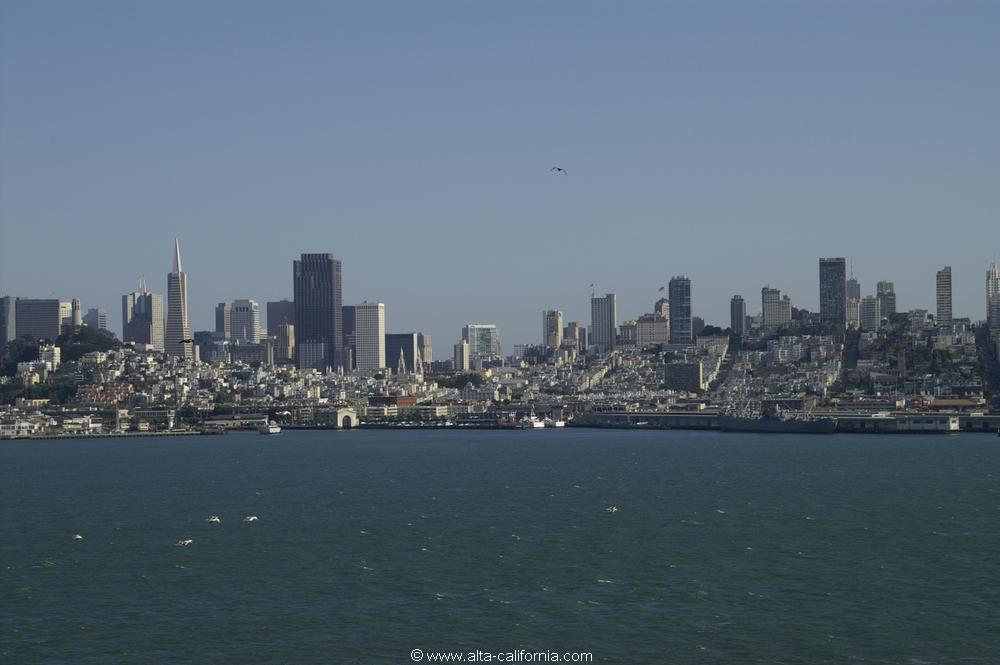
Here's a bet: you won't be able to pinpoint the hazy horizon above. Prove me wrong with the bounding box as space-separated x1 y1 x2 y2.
2 2 998 350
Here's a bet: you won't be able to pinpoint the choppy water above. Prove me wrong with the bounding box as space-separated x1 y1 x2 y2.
2 429 999 664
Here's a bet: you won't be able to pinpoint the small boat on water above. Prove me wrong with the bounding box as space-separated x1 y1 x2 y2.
258 423 282 435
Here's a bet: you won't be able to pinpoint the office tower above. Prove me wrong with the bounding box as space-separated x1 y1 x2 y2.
386 333 420 375
83 308 108 330
590 294 618 352
877 281 897 318
58 301 72 332
354 302 386 371
15 299 62 341
846 278 861 301
453 340 471 372
228 299 261 343
987 263 1000 334
730 295 746 337
417 332 433 364
165 239 192 359
462 324 502 362
761 287 792 330
860 296 880 332
0 296 15 344
819 258 847 329
936 266 952 327
122 283 165 350
275 323 295 364
293 253 343 371
668 276 693 344
266 299 295 337
846 298 860 329
543 310 564 348
215 302 232 338
564 322 586 352
654 297 670 320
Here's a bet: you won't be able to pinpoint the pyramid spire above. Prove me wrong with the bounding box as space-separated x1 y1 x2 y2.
173 238 183 274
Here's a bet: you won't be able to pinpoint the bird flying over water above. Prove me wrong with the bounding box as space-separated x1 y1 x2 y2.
175 539 193 547
206 515 221 524
243 515 258 523
550 167 567 174
71 533 83 540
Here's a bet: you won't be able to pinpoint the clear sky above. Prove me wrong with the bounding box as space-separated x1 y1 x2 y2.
1 1 998 351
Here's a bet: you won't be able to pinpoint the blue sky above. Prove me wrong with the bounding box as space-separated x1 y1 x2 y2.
1 1 998 350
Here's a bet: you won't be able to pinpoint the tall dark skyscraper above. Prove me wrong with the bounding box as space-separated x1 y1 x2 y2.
293 253 343 371
266 300 295 337
819 258 847 329
0 296 15 345
730 295 746 337
668 276 692 344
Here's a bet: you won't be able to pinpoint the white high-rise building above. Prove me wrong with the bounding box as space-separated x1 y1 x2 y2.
165 239 192 359
761 287 791 330
936 266 952 327
542 310 564 349
354 302 386 371
462 324 501 362
987 263 1000 334
229 299 261 343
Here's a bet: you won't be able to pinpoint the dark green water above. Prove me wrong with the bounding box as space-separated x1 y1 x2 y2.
2 429 999 664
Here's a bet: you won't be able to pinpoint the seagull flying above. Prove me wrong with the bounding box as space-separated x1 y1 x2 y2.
206 515 221 524
606 506 619 513
175 539 193 547
243 515 258 523
550 167 567 175
71 533 83 540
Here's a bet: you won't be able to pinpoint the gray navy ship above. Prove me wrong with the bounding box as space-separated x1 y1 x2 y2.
719 400 837 434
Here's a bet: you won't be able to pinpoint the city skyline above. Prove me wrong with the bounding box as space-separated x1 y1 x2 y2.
2 3 999 351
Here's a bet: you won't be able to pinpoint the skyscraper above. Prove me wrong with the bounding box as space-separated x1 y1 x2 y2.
215 302 232 339
860 296 880 332
386 333 420 375
0 296 16 345
266 300 295 337
275 323 295 364
730 295 746 337
668 276 692 344
15 299 62 341
165 239 192 359
462 324 501 363
819 258 847 329
542 310 564 349
229 299 261 343
986 263 1000 334
84 308 108 330
590 294 617 352
761 287 791 330
936 266 952 327
122 282 165 350
876 281 896 318
354 302 386 372
453 340 471 372
293 253 343 371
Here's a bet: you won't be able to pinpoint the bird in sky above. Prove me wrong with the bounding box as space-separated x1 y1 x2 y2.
550 167 567 175
180 339 194 344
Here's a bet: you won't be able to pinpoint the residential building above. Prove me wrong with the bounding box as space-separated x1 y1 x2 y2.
860 296 881 332
987 264 1000 334
669 277 693 344
635 312 669 348
936 266 952 327
762 287 791 330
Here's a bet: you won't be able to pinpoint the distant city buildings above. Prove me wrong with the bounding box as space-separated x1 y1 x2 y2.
214 302 231 339
668 277 692 345
877 281 897 318
590 294 617 352
293 253 343 371
761 287 791 330
354 302 386 372
453 340 471 372
84 308 108 331
563 322 586 352
123 282 165 350
386 333 421 375
936 266 952 327
542 310 563 349
860 296 880 332
730 295 746 337
14 299 64 342
275 323 295 365
819 258 847 329
0 296 15 344
462 324 501 364
165 239 192 359
988 263 1000 335
266 300 295 337
229 299 261 343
